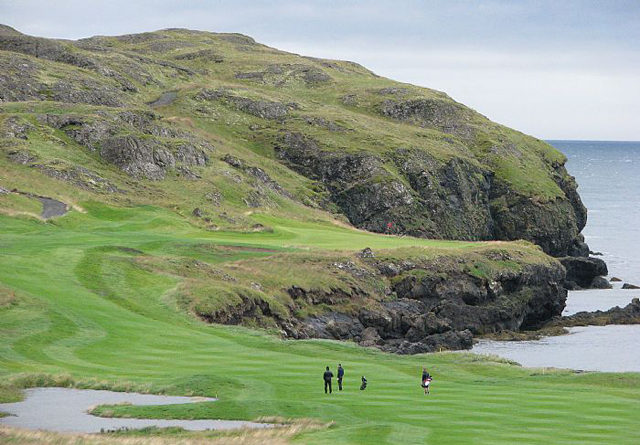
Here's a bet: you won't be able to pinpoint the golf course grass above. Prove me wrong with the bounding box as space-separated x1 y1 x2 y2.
1 204 639 445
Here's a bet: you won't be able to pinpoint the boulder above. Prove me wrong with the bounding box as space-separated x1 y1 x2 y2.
356 247 375 258
559 256 608 289
622 283 640 290
591 276 613 289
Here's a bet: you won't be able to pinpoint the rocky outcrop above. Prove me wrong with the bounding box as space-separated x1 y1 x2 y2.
558 298 640 327
275 132 588 256
379 97 474 139
198 88 295 120
559 256 608 289
38 111 211 180
0 53 126 106
222 154 291 199
233 64 332 86
279 250 566 354
33 161 123 194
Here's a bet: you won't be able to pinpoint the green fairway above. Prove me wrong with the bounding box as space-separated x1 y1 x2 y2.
1 205 639 445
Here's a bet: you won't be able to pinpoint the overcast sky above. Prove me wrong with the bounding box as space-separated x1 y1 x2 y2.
1 0 639 140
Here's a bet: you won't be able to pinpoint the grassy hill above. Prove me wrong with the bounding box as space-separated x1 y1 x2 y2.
0 25 587 256
1 26 636 445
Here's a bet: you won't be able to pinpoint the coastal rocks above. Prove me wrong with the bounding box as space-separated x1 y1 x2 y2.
281 253 567 354
622 283 640 290
559 256 608 289
591 276 613 289
276 132 493 240
490 193 583 257
559 298 640 327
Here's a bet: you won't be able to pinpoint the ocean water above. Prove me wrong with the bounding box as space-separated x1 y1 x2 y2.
554 140 640 285
473 140 640 372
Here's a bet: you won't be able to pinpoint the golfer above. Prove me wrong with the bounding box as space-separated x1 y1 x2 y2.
323 366 334 394
421 367 432 395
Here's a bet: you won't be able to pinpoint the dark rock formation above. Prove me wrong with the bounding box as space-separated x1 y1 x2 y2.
559 298 640 327
276 132 589 254
279 253 567 354
560 256 608 289
591 276 613 289
622 283 640 290
379 97 474 138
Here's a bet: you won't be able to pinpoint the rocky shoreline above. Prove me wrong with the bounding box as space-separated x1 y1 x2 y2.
269 248 567 354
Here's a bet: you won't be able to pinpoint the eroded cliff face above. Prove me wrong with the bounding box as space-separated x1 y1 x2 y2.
286 251 566 354
276 131 587 257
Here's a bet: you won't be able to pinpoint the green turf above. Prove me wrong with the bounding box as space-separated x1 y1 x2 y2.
0 204 638 445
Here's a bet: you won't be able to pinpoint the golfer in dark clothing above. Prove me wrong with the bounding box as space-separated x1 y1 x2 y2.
323 366 334 394
337 364 344 391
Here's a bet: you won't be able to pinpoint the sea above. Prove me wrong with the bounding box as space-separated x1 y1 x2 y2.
472 140 640 372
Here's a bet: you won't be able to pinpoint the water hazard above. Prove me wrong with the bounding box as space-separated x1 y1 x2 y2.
0 388 271 433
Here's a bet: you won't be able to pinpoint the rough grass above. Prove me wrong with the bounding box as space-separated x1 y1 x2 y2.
0 205 639 445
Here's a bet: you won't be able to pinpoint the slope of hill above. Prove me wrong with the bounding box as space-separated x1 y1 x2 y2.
0 25 588 256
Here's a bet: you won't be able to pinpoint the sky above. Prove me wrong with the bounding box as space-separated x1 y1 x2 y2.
1 0 639 140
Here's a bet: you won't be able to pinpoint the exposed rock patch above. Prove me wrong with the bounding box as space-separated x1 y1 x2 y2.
222 154 292 199
379 98 474 138
39 111 211 180
198 89 295 120
33 162 123 193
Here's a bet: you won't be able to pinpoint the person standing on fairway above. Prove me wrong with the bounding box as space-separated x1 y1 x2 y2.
337 364 344 391
323 366 334 394
421 367 432 395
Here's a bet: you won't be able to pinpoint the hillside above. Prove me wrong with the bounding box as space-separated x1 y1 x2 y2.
0 25 600 351
0 25 588 256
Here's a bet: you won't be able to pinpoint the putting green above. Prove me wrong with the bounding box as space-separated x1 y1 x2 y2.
1 204 638 445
